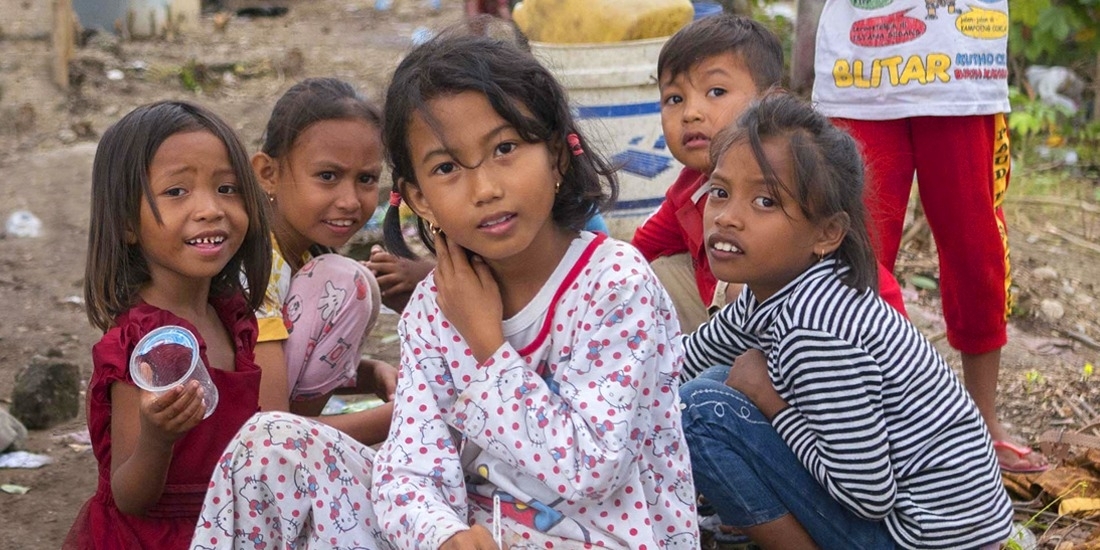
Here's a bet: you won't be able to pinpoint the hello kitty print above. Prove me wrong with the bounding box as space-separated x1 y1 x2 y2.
192 412 383 549
373 232 699 549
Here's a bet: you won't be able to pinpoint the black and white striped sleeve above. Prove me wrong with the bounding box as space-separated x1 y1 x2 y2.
681 301 754 382
769 327 896 520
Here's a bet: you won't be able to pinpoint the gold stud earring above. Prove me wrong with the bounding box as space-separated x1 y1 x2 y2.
555 180 561 194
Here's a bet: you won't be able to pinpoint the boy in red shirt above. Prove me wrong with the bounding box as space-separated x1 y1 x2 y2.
633 14 905 329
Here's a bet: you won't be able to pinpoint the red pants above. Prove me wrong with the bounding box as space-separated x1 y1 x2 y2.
833 115 1011 354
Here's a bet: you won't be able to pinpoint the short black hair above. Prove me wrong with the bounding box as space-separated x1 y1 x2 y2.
85 101 271 331
658 14 784 92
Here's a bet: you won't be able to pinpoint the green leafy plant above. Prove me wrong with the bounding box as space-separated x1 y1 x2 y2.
1007 86 1077 162
1076 120 1100 167
1024 369 1046 393
1009 0 1100 66
1007 0 1099 163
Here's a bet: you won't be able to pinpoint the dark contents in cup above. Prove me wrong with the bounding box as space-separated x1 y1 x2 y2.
137 342 194 386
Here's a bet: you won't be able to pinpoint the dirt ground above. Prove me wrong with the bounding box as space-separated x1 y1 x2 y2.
0 1 1098 548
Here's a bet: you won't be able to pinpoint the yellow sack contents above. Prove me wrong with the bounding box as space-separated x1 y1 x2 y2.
513 0 694 43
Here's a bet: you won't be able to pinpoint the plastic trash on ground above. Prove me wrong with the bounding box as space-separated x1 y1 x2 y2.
0 451 54 469
1005 522 1038 550
5 210 42 238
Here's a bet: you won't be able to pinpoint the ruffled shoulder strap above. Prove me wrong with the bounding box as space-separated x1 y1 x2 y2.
89 302 181 394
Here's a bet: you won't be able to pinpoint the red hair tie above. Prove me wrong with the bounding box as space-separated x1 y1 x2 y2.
388 190 402 207
567 133 584 156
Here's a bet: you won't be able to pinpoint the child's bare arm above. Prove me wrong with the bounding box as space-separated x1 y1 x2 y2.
254 340 291 411
109 380 205 515
314 401 394 446
334 358 398 401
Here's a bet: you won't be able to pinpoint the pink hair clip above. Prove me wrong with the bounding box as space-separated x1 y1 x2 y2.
388 190 402 207
567 133 584 156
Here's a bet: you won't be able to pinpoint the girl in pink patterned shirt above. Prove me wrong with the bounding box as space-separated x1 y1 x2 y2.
372 31 699 550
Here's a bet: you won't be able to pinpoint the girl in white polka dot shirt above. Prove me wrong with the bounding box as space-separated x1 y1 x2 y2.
372 32 699 550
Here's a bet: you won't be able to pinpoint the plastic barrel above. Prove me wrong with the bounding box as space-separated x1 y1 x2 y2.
531 37 683 241
693 1 723 19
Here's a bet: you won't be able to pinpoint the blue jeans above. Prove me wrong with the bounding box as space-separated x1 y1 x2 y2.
680 366 896 549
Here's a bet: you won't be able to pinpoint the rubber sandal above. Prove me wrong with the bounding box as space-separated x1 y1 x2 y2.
993 440 1051 473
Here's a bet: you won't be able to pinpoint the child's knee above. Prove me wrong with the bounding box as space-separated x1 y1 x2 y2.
284 254 381 399
288 254 380 339
679 374 732 412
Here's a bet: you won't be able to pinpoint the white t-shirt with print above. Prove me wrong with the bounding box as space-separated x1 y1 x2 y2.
812 0 1010 120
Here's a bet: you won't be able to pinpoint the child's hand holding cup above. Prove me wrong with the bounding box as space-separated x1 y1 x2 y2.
129 326 219 419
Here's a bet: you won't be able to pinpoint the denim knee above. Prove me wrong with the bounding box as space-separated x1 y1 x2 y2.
680 378 790 528
681 377 898 548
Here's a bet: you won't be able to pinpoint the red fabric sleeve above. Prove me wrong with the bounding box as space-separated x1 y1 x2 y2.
631 200 688 261
631 167 706 261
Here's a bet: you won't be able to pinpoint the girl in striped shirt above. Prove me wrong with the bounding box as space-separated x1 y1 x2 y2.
679 92 1013 549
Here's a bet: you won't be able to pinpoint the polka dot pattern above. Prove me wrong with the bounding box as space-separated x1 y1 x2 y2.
372 235 699 548
192 412 384 548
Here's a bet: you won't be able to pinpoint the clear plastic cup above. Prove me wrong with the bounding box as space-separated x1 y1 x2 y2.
129 325 219 419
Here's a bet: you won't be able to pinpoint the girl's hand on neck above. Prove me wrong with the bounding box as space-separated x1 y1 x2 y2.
433 231 504 364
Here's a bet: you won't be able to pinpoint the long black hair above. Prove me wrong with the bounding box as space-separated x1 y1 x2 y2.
381 30 618 258
710 92 878 291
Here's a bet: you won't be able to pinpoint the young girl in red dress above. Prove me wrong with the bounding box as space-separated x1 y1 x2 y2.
65 100 271 548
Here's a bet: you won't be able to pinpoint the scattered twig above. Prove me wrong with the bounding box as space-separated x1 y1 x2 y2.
900 213 928 250
1045 225 1100 256
894 258 938 272
1065 397 1093 426
1040 516 1097 547
1011 195 1100 215
1075 399 1099 423
1012 503 1100 530
1057 329 1100 351
1018 160 1068 173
